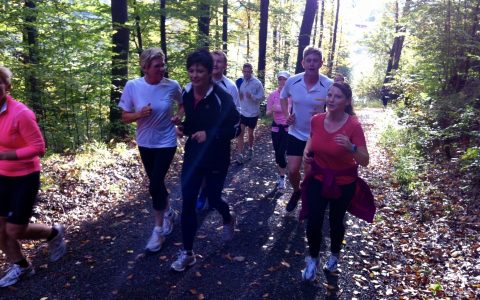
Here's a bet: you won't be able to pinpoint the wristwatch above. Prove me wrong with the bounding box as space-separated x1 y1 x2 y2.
351 144 357 153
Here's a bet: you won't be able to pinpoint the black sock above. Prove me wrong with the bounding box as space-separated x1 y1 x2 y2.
14 258 29 268
47 227 58 241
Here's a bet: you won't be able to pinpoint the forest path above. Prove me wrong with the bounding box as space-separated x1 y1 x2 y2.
0 108 392 300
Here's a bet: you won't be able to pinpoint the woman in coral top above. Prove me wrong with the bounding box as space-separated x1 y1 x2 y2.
0 66 66 287
300 82 369 281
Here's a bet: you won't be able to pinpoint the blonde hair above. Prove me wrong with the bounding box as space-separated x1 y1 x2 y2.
140 48 165 71
0 66 13 86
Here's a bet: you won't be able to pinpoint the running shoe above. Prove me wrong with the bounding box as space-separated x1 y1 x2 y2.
323 255 338 272
145 226 165 252
48 224 66 262
222 213 236 241
302 256 318 281
0 263 35 287
171 250 196 272
285 190 301 212
277 176 286 190
162 208 176 235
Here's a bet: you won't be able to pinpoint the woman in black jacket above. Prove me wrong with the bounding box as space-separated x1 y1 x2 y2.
171 49 240 272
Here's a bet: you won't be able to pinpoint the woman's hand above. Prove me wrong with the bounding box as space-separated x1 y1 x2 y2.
138 103 152 119
303 151 314 164
286 113 296 125
171 115 182 125
192 131 207 143
334 134 353 152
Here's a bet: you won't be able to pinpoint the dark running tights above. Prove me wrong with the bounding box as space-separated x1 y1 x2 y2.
271 128 288 169
139 146 176 211
306 179 356 257
181 164 232 251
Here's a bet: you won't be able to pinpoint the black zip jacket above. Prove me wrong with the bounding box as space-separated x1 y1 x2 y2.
182 84 241 170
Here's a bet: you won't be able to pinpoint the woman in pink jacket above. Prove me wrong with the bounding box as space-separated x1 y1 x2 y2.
0 66 66 287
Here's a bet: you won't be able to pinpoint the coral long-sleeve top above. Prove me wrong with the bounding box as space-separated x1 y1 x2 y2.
0 95 45 177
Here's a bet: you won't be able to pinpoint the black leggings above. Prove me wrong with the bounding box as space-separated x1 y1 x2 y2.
271 125 288 169
306 179 355 257
181 164 232 251
139 146 176 211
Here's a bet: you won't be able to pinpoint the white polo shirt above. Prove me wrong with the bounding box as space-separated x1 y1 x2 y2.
280 72 333 141
239 76 264 117
214 75 240 112
119 77 182 148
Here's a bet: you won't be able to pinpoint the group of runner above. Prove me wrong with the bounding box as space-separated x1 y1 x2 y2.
0 44 369 286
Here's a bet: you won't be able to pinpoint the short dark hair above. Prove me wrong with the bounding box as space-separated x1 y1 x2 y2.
331 82 355 115
243 63 253 70
186 48 213 73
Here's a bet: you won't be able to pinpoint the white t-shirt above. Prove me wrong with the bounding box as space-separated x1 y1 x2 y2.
280 72 333 141
119 77 182 148
214 75 240 111
239 76 264 117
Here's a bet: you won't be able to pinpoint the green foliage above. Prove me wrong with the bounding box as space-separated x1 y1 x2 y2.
380 124 426 191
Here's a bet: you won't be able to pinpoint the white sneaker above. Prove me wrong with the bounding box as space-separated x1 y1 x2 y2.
323 255 338 272
302 256 318 281
48 224 66 262
145 226 165 252
162 208 176 235
0 263 35 287
277 176 286 190
171 250 196 272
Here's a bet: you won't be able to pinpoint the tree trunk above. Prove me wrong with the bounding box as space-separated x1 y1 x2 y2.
133 0 143 76
327 0 340 77
312 1 319 46
222 0 228 53
109 0 129 139
247 5 251 60
383 0 411 85
23 0 43 120
318 0 325 48
295 0 319 73
160 0 168 78
198 1 210 48
463 0 480 81
257 0 269 85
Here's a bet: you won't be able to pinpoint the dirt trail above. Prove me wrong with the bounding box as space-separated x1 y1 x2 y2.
0 108 391 300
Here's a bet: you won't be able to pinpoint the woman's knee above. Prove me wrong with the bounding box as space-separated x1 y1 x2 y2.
5 223 28 240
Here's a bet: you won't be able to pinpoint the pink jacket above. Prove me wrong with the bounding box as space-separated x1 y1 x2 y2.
0 95 45 176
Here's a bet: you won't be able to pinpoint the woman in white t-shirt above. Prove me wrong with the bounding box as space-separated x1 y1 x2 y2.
118 48 183 253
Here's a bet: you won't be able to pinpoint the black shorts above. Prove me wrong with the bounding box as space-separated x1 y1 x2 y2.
0 172 40 224
286 134 307 156
240 115 259 129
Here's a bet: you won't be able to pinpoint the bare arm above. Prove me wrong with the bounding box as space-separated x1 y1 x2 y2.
121 104 152 124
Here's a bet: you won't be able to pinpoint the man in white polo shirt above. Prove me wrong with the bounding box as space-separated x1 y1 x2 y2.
280 46 333 212
237 63 264 163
